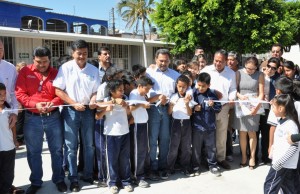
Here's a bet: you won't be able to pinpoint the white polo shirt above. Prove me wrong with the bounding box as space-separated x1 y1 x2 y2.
53 60 100 105
201 65 237 104
104 98 129 136
170 93 194 120
0 60 18 115
273 119 300 169
0 108 15 151
96 82 108 102
129 89 148 123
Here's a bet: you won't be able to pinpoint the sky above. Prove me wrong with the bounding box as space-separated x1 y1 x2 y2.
7 0 132 32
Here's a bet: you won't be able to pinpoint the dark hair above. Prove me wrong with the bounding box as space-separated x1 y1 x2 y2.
97 46 110 55
132 64 146 79
122 74 135 86
282 61 295 70
0 83 10 108
56 55 72 66
273 94 300 130
197 72 211 84
102 66 123 83
274 76 300 100
293 80 300 101
33 46 51 60
71 39 88 51
175 59 187 66
244 56 259 68
196 54 207 62
188 61 199 69
215 49 228 59
195 46 204 50
155 49 171 59
181 70 193 78
87 59 99 67
267 57 281 68
136 76 154 86
272 43 284 53
106 79 124 96
176 74 190 86
228 51 238 60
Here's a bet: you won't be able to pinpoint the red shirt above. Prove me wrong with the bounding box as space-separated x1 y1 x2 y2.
15 64 63 113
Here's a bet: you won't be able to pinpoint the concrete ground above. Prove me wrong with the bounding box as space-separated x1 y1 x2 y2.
13 141 270 194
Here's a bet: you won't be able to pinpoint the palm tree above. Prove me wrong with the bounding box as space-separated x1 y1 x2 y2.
117 0 154 67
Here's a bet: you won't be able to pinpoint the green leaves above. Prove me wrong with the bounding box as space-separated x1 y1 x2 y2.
151 0 300 54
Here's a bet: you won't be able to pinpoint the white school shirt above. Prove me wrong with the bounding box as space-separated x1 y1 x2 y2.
129 89 148 123
0 108 15 151
0 60 18 115
104 98 129 136
272 119 300 169
170 92 194 120
201 65 237 104
96 82 108 101
53 60 100 105
146 66 180 98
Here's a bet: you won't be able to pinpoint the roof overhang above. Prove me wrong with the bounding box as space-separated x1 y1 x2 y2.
0 26 172 47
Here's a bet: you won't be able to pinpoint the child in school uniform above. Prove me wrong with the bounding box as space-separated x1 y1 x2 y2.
97 79 133 194
0 83 19 194
264 94 300 194
192 72 222 176
166 74 194 177
128 76 154 188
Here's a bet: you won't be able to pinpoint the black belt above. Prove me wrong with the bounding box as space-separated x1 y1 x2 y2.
26 108 59 117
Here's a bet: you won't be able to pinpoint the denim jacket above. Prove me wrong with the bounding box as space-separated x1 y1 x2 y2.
192 88 222 132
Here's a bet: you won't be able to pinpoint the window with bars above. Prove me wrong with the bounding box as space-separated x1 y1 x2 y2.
0 36 14 64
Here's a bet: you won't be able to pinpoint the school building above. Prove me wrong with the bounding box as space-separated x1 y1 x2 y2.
0 0 169 69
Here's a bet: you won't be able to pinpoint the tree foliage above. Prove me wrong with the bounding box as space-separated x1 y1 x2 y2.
117 0 155 67
151 0 300 54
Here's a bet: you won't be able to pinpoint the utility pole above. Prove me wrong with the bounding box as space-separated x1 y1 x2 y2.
109 8 116 35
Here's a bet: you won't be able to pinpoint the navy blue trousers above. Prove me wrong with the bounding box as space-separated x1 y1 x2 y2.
106 133 131 187
0 149 15 194
264 167 299 194
95 119 107 181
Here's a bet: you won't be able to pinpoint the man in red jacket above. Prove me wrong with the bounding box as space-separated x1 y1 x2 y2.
15 46 66 194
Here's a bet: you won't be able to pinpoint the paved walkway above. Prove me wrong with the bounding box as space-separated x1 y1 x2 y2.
14 142 269 194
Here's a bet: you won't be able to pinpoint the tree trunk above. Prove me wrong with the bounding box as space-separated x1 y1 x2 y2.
142 17 148 67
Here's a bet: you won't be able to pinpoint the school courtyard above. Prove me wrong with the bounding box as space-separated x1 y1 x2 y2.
14 141 270 194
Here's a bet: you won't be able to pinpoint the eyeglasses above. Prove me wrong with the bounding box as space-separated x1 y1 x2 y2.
267 64 277 71
38 80 43 92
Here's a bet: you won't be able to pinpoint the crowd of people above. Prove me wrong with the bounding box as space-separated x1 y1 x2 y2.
0 39 300 194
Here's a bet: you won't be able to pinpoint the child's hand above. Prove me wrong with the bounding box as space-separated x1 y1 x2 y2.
286 132 294 145
106 104 113 112
184 94 192 104
194 105 201 112
208 100 214 107
143 103 150 109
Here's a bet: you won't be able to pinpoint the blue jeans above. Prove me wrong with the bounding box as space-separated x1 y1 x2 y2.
147 105 170 171
23 111 64 186
95 119 107 181
62 107 95 182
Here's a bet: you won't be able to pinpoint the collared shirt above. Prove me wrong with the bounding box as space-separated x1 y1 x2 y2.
129 88 148 123
146 66 180 98
201 65 237 104
0 59 18 115
169 92 194 120
15 64 63 113
53 60 100 105
0 107 15 151
98 62 114 83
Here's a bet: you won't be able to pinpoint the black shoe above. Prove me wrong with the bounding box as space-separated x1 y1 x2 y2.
147 171 160 181
160 170 169 180
56 181 67 192
25 185 41 194
97 181 108 188
82 177 94 185
70 182 80 192
218 160 231 169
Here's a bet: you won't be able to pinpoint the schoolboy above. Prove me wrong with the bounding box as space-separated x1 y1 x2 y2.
192 72 222 176
166 75 194 178
129 76 154 188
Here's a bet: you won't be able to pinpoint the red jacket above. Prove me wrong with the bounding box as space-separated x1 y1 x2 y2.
15 64 63 113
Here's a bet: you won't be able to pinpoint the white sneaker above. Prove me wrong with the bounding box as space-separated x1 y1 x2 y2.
110 186 118 194
124 185 133 192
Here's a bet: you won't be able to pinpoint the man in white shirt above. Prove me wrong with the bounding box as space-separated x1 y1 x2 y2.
53 39 100 192
201 49 237 170
146 49 180 180
0 40 18 127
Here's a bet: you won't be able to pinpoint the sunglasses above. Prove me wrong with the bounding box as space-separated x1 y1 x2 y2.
267 64 277 71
